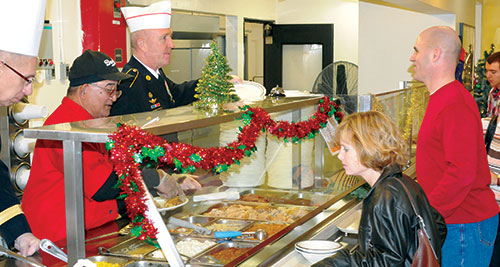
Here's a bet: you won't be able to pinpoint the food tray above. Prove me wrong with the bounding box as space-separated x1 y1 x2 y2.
239 189 290 198
167 216 214 235
238 189 331 206
108 237 159 256
194 241 257 265
242 221 289 240
204 219 252 232
146 237 217 260
87 255 131 265
199 202 311 224
124 261 169 267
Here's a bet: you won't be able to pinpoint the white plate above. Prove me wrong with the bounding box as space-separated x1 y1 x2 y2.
154 196 189 212
233 81 266 101
337 209 361 235
295 240 342 253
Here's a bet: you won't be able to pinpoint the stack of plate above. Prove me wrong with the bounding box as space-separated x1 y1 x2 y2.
295 240 342 264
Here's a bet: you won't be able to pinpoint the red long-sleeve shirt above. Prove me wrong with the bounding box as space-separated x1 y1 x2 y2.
416 80 499 224
22 97 119 242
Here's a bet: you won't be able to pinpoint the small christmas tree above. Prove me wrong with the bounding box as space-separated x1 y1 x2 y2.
473 44 495 117
194 41 237 111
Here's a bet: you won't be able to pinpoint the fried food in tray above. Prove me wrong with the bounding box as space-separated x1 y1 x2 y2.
202 203 309 224
244 222 288 239
210 247 252 264
196 242 256 265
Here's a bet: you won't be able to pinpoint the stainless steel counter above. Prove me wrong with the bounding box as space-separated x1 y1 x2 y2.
22 97 327 266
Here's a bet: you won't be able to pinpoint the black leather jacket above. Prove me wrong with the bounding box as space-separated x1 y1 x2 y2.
313 164 447 267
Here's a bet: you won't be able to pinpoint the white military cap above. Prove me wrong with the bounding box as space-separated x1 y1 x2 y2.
0 0 46 57
121 1 172 33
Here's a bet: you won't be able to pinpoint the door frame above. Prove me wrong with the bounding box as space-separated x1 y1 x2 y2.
264 23 334 93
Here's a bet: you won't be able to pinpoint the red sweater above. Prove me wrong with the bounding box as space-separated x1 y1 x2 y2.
416 80 499 224
22 97 119 242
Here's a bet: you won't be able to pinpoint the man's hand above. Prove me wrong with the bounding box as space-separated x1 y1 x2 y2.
178 174 202 191
229 75 243 84
155 170 201 199
14 232 40 257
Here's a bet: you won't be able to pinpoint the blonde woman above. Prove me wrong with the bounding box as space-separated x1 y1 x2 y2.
314 111 446 267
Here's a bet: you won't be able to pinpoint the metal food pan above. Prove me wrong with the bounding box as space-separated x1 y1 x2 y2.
241 221 289 239
194 241 257 265
282 191 333 206
167 216 214 235
87 255 131 265
181 216 215 225
123 261 169 267
107 237 158 256
204 219 252 232
199 202 313 224
239 189 290 198
238 189 331 206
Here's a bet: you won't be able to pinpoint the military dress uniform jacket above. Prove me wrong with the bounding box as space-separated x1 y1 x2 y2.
110 56 198 116
0 139 31 247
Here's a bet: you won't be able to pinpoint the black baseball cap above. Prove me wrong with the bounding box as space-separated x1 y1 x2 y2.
69 50 132 87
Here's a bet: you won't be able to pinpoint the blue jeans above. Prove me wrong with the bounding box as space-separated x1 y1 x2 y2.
442 214 498 267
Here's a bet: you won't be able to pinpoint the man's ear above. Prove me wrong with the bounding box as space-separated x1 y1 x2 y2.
79 84 87 98
432 48 442 62
138 38 147 52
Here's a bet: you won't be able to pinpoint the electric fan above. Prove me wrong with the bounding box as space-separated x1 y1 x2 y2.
311 61 358 114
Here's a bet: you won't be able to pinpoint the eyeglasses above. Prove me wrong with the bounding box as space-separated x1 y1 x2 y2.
1 60 35 86
90 82 122 99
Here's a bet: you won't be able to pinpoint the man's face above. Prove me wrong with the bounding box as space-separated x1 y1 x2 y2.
144 28 174 69
409 34 433 83
0 55 36 106
82 80 119 118
486 61 500 89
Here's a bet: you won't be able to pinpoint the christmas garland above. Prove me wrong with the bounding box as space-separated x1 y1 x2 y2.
106 97 343 241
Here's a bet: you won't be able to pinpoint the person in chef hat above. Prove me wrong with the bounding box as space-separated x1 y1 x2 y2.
0 0 46 257
110 0 201 117
111 0 241 117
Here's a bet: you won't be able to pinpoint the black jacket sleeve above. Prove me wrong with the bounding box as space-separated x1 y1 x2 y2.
91 171 120 202
0 160 31 247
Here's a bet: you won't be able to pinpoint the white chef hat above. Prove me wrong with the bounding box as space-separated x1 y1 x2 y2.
121 1 172 33
0 0 46 57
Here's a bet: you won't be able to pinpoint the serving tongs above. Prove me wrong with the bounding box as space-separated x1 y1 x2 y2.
39 239 67 263
0 246 46 267
167 217 268 241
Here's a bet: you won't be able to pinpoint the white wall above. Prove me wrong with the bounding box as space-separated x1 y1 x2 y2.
275 0 359 65
30 0 83 126
358 2 455 94
31 0 277 120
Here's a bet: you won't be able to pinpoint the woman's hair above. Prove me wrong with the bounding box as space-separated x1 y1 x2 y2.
334 111 408 171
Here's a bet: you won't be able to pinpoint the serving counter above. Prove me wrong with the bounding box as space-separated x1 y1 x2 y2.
17 96 369 266
8 89 422 266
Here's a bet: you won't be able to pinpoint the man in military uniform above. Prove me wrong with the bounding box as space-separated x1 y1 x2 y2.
110 1 198 116
0 0 46 257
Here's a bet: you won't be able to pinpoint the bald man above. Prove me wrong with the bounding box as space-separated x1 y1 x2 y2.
412 26 499 266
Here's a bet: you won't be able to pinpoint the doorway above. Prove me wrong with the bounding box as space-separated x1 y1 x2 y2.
264 24 334 93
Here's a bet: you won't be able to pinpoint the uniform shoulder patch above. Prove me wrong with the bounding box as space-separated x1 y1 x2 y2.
123 68 139 88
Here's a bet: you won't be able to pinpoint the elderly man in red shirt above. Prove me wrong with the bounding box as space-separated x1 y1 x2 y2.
22 50 133 242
